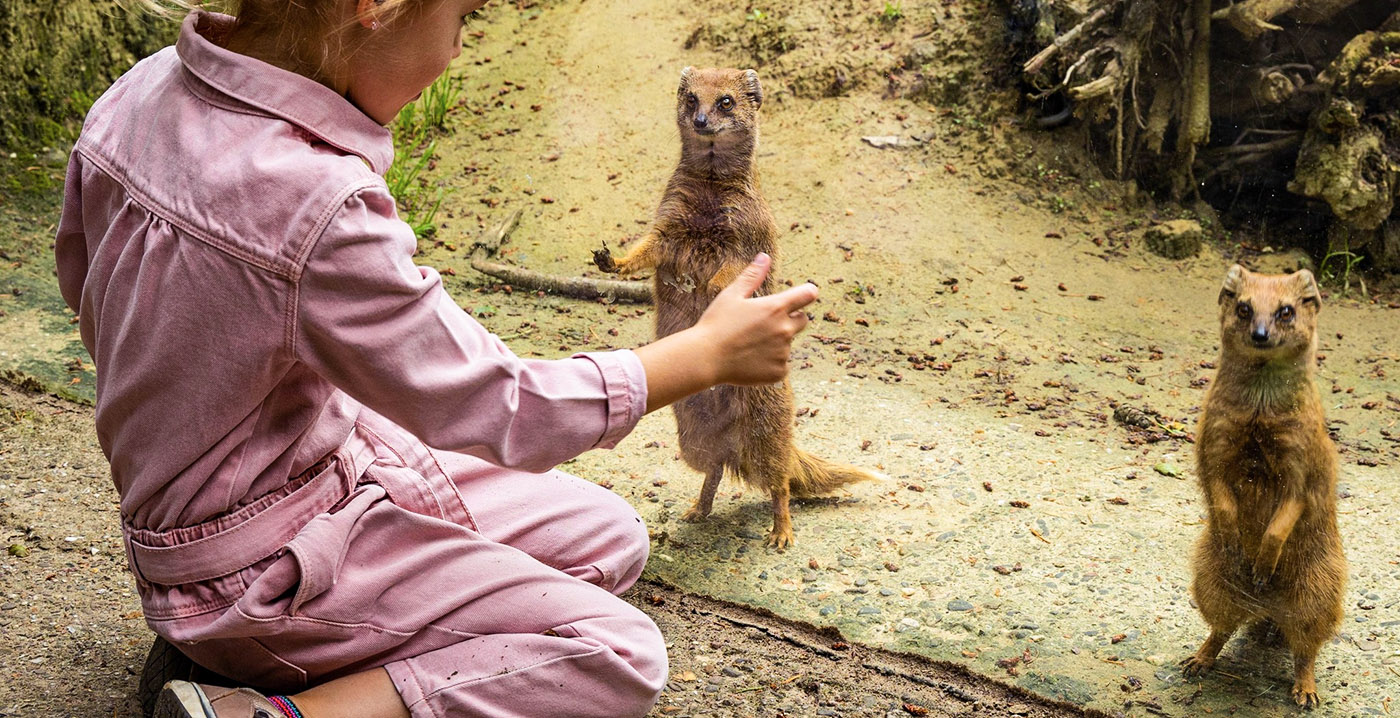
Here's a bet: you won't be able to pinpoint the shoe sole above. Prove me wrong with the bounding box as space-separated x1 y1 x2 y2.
153 681 215 718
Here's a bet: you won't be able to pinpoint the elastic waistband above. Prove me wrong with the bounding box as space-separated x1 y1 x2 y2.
122 428 379 586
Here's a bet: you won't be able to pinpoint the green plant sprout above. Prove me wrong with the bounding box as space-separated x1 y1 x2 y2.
386 72 461 238
1318 249 1366 296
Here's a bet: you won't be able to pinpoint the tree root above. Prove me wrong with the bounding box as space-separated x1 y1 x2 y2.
1023 4 1115 75
467 210 653 304
1212 0 1364 39
1212 0 1294 40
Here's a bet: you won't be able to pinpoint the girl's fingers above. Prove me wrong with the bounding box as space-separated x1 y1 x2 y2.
770 281 819 314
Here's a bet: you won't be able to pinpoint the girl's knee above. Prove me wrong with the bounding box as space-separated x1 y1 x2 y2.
586 487 650 593
606 611 668 716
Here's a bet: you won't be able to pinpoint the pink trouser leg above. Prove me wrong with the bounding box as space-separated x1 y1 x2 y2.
444 463 650 595
382 458 666 718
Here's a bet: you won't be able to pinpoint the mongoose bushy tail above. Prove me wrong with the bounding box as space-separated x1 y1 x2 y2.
789 448 880 497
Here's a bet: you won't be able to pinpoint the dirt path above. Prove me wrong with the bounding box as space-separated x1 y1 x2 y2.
2 0 1399 716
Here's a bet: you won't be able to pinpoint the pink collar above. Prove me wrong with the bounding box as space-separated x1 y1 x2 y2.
175 11 394 174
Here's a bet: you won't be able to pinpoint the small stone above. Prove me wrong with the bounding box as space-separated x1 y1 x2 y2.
858 606 882 616
722 666 742 677
803 571 818 582
948 600 974 612
7 544 29 558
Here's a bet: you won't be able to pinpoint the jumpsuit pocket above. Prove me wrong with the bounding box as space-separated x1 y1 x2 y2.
233 484 386 619
282 484 386 615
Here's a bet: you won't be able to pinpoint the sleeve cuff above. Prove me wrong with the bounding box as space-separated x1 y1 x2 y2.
575 349 648 449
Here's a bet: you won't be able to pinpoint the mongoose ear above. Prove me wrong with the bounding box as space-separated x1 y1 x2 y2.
743 69 763 108
679 66 695 89
1293 268 1321 309
1219 264 1246 304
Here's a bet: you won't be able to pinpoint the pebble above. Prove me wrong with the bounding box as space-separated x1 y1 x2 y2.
948 600 974 612
722 667 742 677
858 606 882 616
803 571 818 583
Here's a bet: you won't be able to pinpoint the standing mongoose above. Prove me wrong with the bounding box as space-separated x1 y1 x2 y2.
1182 265 1346 709
593 66 875 549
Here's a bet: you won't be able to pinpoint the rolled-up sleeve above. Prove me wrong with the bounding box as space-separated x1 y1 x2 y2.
293 186 647 472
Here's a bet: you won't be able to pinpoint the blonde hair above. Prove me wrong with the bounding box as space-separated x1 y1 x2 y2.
116 0 424 24
116 0 429 83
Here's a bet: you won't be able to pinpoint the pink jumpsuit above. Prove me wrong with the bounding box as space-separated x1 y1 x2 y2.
55 11 666 718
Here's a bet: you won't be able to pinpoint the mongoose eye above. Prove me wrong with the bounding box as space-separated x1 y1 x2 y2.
686 93 698 107
1235 302 1252 320
1276 305 1295 321
718 96 734 111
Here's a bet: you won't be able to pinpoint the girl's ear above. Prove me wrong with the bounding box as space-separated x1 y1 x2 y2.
356 0 381 29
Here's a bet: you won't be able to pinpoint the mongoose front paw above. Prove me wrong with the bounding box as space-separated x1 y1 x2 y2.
680 504 710 523
1251 552 1279 591
592 243 618 273
1221 532 1241 560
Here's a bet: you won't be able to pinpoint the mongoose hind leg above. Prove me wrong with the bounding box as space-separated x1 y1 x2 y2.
1288 649 1321 709
682 466 724 523
1181 626 1240 677
1280 612 1336 709
1183 561 1250 677
766 480 794 550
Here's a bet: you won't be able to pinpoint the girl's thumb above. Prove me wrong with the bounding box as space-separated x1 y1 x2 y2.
723 253 772 299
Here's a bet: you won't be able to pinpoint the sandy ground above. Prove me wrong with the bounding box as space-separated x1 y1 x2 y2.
3 0 1399 716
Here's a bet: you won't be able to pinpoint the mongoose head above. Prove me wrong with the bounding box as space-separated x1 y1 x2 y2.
1217 264 1320 358
676 67 762 151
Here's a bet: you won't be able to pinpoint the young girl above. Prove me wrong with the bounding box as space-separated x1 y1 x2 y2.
57 1 819 716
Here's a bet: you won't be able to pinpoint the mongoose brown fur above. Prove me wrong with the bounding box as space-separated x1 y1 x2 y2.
1182 265 1346 709
593 67 876 549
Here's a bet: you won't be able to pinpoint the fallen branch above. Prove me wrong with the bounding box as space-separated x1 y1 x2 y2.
467 210 653 304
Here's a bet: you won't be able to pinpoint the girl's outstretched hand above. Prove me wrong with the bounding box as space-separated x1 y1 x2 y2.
696 253 817 386
633 253 818 413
